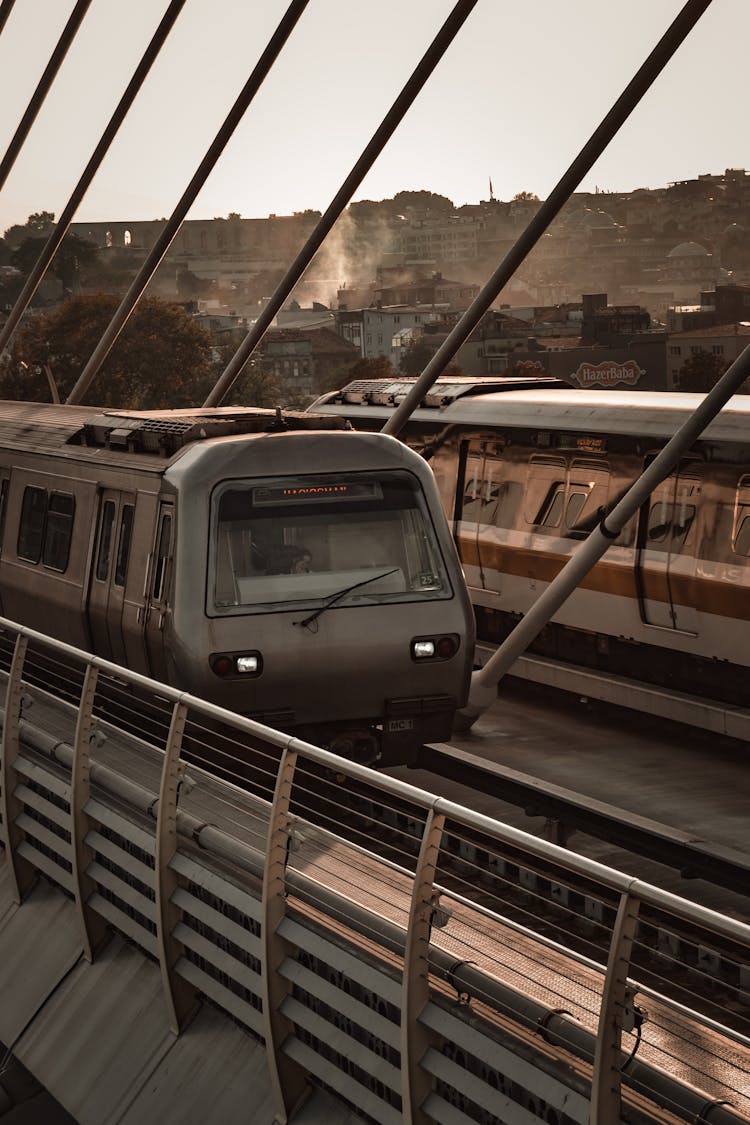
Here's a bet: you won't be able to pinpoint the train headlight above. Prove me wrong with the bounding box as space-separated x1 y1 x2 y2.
436 635 458 659
411 635 459 661
210 651 263 677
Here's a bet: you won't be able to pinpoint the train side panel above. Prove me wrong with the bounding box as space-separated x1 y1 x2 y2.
312 384 750 707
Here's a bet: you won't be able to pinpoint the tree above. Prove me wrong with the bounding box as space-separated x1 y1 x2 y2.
347 356 397 380
3 294 215 407
675 349 729 393
176 267 213 299
3 211 55 247
400 341 431 376
391 190 454 214
207 344 285 408
513 191 540 201
27 211 55 235
349 191 455 224
10 232 98 289
53 232 99 289
400 340 463 378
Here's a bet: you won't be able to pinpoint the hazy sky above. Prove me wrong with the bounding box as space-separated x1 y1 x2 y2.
0 0 746 235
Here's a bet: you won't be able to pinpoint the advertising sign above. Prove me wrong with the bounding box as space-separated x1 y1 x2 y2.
573 359 645 388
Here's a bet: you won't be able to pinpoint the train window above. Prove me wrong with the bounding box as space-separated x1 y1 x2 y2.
461 455 483 523
733 481 750 556
565 490 588 529
524 457 565 525
152 513 173 601
114 504 134 587
672 506 696 539
647 501 672 543
538 486 565 528
734 507 750 556
42 492 75 572
96 501 116 581
0 478 8 548
647 500 696 548
488 480 522 529
210 470 451 615
17 486 47 563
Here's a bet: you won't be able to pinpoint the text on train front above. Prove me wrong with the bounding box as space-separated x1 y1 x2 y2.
209 471 452 618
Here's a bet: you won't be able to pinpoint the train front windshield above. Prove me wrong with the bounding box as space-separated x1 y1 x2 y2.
210 471 452 614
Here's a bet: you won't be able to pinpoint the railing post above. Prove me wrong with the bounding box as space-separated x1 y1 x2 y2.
155 698 199 1034
70 663 111 960
0 633 37 901
401 805 446 1124
591 887 642 1124
261 744 309 1124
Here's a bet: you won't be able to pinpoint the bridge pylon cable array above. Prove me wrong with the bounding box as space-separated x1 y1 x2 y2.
202 0 479 409
0 0 187 357
380 0 713 440
0 0 17 39
0 0 92 193
64 0 309 406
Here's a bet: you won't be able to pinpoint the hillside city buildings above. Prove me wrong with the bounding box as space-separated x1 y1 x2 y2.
3 168 750 397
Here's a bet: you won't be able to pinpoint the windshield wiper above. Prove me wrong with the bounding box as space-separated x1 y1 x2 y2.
294 568 399 629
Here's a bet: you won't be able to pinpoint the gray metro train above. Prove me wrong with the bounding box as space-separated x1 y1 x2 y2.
0 401 474 766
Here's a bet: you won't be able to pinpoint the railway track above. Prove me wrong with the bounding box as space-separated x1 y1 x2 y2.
302 765 750 1046
476 642 750 743
413 741 750 899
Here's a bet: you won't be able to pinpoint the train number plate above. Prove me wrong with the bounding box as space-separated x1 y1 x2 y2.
387 718 415 732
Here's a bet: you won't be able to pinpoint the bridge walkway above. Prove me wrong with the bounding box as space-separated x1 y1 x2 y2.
0 617 748 1125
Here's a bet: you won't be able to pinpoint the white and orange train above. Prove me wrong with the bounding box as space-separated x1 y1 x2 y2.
313 378 750 709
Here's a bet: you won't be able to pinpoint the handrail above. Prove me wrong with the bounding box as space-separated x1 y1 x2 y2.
0 613 748 1124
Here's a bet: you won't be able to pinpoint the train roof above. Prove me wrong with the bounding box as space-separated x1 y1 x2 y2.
314 379 750 444
0 400 347 464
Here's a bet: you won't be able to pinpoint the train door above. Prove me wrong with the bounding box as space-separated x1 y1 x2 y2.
87 491 136 665
427 437 464 531
636 460 701 632
143 501 174 682
734 477 750 557
475 445 520 597
0 470 9 614
455 441 485 584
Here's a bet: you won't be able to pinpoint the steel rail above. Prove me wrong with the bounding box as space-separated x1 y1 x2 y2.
0 0 186 357
202 0 479 408
64 0 309 406
416 742 750 898
381 0 713 438
0 0 92 192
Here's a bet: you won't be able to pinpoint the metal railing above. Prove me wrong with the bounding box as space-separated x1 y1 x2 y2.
0 615 748 1125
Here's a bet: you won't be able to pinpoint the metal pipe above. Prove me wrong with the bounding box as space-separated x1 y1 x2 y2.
0 0 17 38
460 343 750 724
202 0 478 409
0 0 92 192
64 0 309 406
0 0 186 357
381 0 712 438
